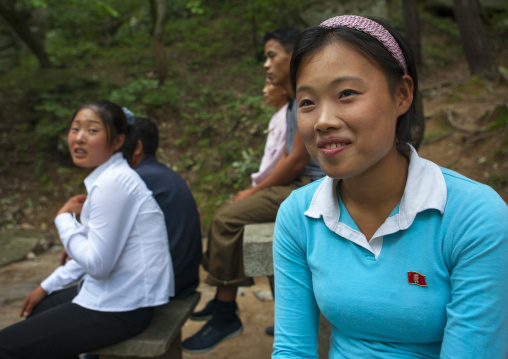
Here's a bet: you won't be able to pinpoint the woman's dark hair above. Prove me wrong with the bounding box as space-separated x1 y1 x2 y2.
290 17 419 147
71 100 128 148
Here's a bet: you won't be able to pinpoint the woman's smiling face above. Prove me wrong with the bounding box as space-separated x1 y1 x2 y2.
295 41 411 180
67 108 117 170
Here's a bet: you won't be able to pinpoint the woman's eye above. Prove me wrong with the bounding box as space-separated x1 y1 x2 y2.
298 99 314 107
88 128 98 134
339 90 356 99
70 127 78 132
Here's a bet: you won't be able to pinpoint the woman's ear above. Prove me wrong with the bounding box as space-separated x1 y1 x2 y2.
396 75 414 117
113 134 125 151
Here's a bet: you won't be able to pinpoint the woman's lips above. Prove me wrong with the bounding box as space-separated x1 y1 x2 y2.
317 137 351 157
73 148 87 158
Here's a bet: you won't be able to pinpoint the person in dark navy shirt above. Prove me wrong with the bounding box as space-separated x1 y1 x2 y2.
122 116 202 299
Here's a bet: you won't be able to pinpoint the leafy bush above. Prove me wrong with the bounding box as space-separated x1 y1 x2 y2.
110 78 181 116
34 97 74 152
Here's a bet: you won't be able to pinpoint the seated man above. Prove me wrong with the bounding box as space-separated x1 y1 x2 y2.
122 116 202 299
181 27 325 353
250 78 289 187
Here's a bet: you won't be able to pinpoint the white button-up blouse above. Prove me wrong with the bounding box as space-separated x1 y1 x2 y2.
49 152 174 311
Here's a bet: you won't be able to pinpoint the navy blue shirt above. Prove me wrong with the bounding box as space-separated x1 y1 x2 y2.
136 156 202 299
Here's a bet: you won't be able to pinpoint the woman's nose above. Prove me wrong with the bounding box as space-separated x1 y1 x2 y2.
76 130 86 142
314 105 340 132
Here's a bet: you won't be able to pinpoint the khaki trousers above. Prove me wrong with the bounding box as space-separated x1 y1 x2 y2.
202 177 311 287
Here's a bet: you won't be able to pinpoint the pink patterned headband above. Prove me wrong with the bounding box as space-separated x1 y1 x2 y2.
320 15 408 75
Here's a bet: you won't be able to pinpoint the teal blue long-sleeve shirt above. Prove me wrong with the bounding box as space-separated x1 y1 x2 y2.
272 147 508 358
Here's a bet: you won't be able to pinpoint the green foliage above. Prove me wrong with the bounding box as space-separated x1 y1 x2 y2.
42 1 137 38
186 0 205 15
0 66 104 154
488 174 507 191
488 105 508 131
110 78 181 116
19 0 48 9
420 10 463 68
486 11 508 52
4 1 506 233
247 0 302 30
231 148 259 184
34 97 73 152
422 132 440 142
493 138 508 159
445 93 461 103
422 112 453 144
47 37 101 68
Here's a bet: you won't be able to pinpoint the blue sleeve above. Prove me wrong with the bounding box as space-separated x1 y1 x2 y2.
272 195 321 359
441 186 508 358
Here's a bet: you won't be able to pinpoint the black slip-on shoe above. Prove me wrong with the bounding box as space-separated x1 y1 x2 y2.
181 317 243 353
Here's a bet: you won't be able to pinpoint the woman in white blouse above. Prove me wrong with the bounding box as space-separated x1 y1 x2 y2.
0 100 174 359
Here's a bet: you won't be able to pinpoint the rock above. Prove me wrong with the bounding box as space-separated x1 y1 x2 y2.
25 251 39 261
253 290 273 302
20 223 37 231
0 229 53 268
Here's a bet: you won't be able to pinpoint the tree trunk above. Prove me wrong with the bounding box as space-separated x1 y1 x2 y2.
453 0 498 80
403 1 422 68
153 0 167 85
149 0 156 36
0 0 52 69
249 0 260 60
403 0 425 150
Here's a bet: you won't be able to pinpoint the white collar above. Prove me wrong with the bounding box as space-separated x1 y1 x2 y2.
304 145 447 256
83 152 124 193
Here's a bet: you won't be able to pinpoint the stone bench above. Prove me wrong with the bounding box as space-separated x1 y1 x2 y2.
243 222 275 278
91 291 200 359
243 222 331 358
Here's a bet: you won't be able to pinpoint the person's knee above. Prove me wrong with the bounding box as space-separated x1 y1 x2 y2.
211 204 240 231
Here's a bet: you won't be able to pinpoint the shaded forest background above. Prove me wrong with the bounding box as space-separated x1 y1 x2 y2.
0 0 507 239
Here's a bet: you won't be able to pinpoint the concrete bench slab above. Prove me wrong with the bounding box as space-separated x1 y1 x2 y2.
243 222 275 277
91 292 200 359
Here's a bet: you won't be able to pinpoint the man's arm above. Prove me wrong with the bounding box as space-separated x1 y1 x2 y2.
234 129 309 202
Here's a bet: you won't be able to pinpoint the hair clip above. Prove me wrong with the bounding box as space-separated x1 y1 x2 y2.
122 107 135 125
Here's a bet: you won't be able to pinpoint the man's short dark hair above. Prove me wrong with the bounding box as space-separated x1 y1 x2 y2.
262 27 301 53
133 117 159 156
121 117 159 162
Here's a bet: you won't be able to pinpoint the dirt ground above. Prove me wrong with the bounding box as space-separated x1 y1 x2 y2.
0 245 275 359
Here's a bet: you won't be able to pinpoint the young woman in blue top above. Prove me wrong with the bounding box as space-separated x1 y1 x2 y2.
0 100 173 359
272 15 508 358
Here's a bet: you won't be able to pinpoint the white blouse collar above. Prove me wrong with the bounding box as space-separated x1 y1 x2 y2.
304 145 447 234
83 152 124 193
